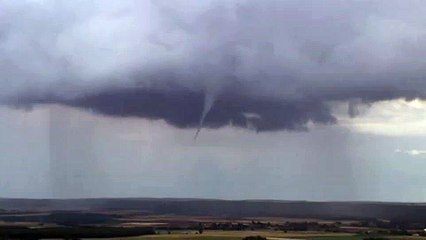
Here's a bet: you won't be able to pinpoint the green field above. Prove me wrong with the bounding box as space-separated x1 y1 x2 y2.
114 231 365 240
102 230 426 240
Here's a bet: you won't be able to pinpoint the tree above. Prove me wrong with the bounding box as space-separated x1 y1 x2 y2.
197 223 204 234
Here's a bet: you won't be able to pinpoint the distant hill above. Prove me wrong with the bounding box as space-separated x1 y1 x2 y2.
1 198 425 221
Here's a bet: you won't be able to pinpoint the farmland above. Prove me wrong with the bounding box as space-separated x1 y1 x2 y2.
0 198 426 239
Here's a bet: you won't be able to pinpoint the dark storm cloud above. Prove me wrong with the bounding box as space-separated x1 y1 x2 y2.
2 0 426 131
16 87 335 131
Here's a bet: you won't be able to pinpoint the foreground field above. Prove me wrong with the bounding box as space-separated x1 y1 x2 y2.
116 231 350 240
108 230 426 240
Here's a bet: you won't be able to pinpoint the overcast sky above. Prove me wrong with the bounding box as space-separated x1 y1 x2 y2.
1 0 426 201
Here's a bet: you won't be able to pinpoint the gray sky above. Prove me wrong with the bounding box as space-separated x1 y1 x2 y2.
1 0 426 201
1 103 425 201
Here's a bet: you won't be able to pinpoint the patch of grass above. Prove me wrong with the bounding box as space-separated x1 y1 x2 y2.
131 236 241 240
308 236 367 240
308 235 418 240
121 230 357 240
